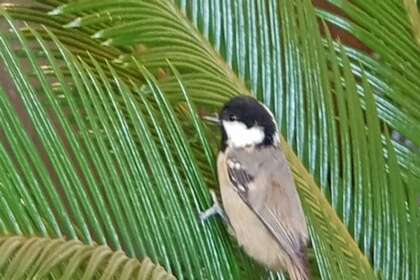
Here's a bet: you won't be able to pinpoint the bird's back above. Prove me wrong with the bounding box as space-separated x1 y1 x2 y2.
217 146 309 279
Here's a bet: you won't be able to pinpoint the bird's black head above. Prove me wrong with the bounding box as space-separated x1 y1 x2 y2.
219 96 278 150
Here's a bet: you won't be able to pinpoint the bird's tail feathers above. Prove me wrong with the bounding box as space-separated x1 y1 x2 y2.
287 253 310 280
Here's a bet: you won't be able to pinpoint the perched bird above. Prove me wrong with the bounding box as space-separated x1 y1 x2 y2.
200 96 310 280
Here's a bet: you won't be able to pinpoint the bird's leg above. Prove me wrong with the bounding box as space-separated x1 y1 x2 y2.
199 189 228 224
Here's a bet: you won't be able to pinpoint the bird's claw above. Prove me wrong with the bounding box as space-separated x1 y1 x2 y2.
199 205 220 222
199 190 228 223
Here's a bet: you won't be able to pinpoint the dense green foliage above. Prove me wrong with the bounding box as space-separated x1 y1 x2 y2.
0 1 419 279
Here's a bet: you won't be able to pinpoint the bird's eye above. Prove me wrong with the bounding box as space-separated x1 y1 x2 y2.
229 114 237 121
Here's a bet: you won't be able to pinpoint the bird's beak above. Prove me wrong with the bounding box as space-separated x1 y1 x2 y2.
202 114 220 125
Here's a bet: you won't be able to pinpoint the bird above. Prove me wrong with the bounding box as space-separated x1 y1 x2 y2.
200 95 310 280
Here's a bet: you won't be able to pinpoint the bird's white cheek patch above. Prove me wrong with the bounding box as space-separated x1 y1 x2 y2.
223 121 265 148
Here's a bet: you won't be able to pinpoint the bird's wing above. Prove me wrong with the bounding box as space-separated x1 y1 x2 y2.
226 147 308 261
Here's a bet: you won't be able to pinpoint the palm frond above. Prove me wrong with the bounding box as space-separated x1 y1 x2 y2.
0 1 419 279
0 17 258 278
0 236 175 279
403 0 420 46
317 1 420 148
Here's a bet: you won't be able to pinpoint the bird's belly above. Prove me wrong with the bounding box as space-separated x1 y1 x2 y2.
221 186 286 271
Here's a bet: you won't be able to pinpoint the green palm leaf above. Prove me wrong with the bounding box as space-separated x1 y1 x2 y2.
0 0 419 279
